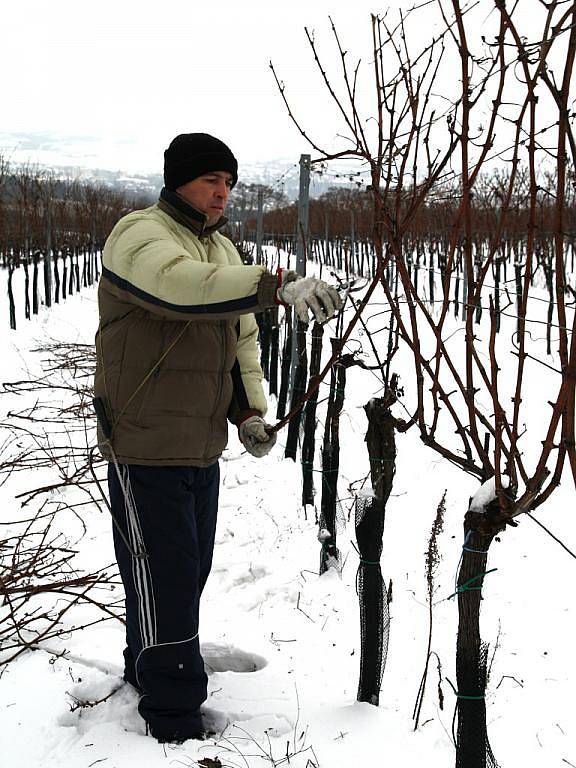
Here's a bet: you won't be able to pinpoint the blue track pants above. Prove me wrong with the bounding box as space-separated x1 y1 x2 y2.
108 462 219 738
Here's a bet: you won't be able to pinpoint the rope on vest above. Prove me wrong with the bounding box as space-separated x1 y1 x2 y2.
89 401 147 560
91 319 195 559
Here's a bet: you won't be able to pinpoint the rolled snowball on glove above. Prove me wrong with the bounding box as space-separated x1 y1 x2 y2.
239 415 277 458
277 272 343 324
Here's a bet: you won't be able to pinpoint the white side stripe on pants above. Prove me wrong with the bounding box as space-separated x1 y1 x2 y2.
120 464 157 650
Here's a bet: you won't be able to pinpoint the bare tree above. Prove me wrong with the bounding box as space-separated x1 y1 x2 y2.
271 3 576 766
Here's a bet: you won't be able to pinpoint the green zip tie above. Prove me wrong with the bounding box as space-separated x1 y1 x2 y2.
457 694 485 701
447 567 498 600
359 558 380 566
447 678 485 701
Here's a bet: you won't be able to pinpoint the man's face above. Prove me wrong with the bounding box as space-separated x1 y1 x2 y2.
176 171 234 225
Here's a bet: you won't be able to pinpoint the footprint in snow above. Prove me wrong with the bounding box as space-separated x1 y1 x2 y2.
57 672 144 736
201 642 267 674
202 707 293 738
223 470 249 489
229 564 269 587
55 654 292 747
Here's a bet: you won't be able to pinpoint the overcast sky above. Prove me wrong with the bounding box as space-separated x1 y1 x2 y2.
0 0 373 174
1 1 567 180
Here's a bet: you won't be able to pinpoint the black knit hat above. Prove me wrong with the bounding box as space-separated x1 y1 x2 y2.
163 133 238 190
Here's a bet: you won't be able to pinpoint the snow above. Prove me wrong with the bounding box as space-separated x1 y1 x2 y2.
1 263 575 768
317 527 331 542
469 476 511 514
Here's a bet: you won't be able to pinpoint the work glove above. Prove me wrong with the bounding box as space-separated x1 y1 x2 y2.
276 270 343 324
239 415 277 458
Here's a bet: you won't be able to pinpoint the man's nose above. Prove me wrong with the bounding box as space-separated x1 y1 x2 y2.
215 182 229 198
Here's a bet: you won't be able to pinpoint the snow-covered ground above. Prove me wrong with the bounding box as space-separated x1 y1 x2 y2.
1 261 575 768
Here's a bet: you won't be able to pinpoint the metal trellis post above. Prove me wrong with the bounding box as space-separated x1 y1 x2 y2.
256 188 264 266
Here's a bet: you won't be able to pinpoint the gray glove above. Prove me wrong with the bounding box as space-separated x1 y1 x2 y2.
277 274 343 324
239 416 277 458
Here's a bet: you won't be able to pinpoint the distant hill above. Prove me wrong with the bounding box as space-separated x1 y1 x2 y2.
0 131 359 202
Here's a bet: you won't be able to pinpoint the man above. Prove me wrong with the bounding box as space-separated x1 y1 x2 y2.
94 133 341 743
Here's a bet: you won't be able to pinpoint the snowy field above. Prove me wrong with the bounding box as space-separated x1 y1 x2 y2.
1 258 575 768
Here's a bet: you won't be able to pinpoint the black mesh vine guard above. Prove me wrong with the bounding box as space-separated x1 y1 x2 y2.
455 642 499 768
284 319 308 461
319 443 341 572
301 323 324 507
257 308 272 383
355 495 389 705
276 306 293 421
269 307 280 397
319 341 346 574
455 520 500 768
355 394 397 705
